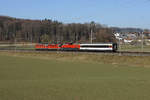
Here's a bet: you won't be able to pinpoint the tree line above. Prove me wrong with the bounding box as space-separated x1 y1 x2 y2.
0 16 116 43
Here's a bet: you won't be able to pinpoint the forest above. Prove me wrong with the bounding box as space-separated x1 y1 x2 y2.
0 16 116 43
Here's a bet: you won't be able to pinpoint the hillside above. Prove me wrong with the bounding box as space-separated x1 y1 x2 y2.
0 16 115 43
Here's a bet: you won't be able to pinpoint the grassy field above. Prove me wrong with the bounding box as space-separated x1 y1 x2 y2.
119 44 150 52
0 52 150 100
0 43 35 50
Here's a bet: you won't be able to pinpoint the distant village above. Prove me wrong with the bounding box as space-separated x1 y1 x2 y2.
114 31 150 45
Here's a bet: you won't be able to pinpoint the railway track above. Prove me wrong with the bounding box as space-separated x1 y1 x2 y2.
0 49 150 56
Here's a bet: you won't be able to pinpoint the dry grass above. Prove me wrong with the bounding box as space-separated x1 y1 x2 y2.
0 51 150 67
120 44 150 52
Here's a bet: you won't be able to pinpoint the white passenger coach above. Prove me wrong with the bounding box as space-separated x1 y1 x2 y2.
79 43 118 52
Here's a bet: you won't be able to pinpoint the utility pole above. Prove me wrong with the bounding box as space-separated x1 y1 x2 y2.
91 29 93 44
118 33 121 52
14 37 16 52
119 38 121 51
141 32 143 52
13 33 16 52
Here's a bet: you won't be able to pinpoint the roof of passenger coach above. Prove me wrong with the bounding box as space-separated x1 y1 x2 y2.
80 43 114 46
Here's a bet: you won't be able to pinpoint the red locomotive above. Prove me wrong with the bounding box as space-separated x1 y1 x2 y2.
35 43 80 51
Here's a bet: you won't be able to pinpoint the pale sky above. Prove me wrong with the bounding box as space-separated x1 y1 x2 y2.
0 0 150 29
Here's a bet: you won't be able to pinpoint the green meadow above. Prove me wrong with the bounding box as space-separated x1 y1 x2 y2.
119 44 150 52
0 52 150 100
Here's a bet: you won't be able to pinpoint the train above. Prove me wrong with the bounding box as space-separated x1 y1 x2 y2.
35 43 118 52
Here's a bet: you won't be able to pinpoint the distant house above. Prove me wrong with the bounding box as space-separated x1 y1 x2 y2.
124 39 133 43
114 33 120 39
114 33 123 40
143 32 150 38
127 33 137 40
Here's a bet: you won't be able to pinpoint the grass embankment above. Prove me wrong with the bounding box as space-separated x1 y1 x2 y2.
120 44 150 52
0 51 150 100
0 43 35 50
